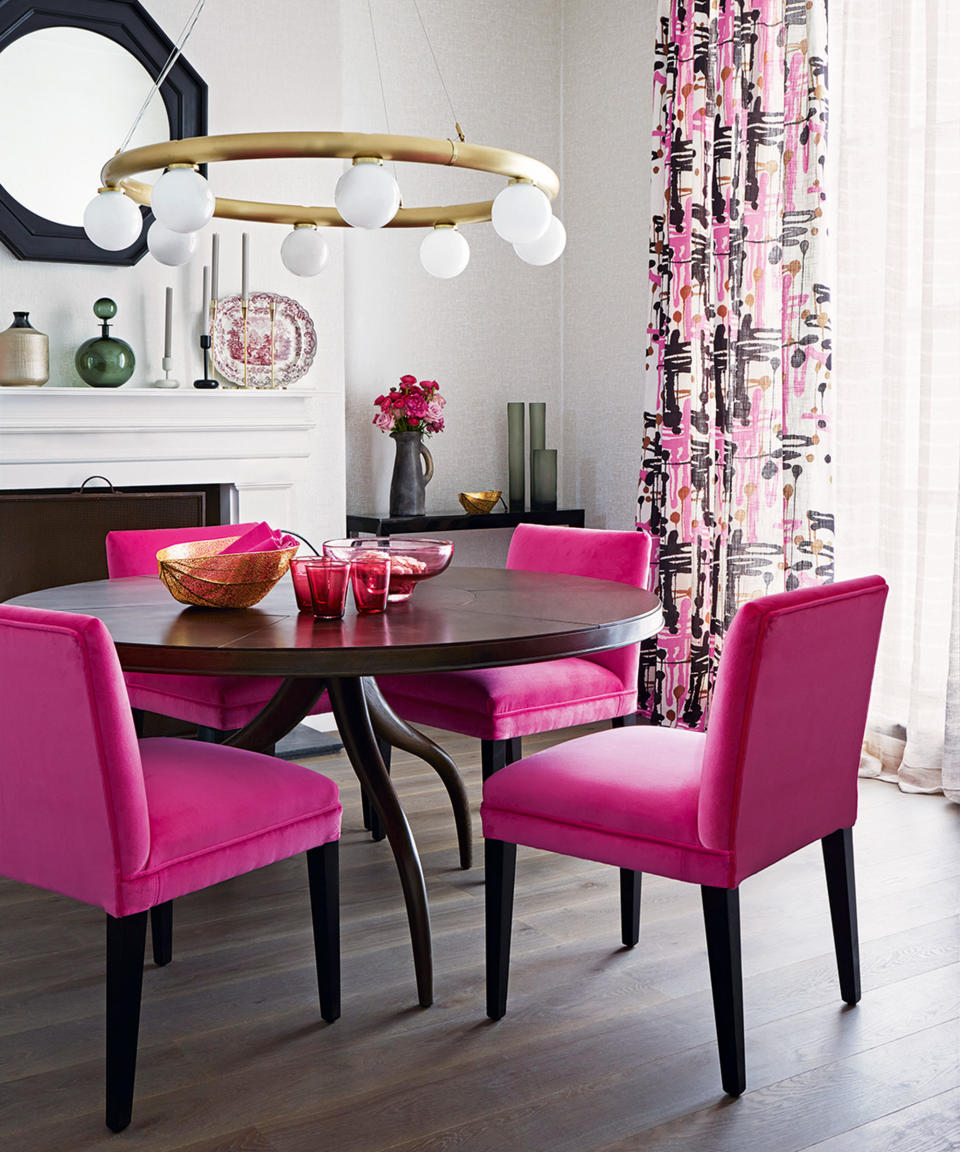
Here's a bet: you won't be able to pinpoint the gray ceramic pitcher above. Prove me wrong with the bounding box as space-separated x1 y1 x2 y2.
389 430 434 516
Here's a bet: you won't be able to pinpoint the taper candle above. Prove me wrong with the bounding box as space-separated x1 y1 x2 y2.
201 265 211 337
211 233 220 300
241 232 249 302
163 286 173 359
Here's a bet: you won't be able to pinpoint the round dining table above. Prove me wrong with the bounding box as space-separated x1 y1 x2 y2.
10 566 662 1006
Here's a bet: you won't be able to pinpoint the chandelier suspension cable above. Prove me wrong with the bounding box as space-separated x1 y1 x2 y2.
409 0 465 141
365 0 402 188
116 0 207 157
366 0 392 136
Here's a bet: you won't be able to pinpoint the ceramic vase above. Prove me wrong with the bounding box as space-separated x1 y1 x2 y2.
389 430 434 517
0 312 49 387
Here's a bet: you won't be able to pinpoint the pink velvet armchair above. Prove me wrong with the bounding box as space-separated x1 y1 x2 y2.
0 604 342 1131
480 576 888 1097
377 524 653 822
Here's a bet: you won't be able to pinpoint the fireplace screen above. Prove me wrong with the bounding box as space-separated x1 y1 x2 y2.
0 481 228 601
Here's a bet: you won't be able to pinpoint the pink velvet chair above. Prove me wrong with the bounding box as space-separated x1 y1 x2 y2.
378 523 653 795
481 576 888 1097
0 604 342 1132
105 524 334 741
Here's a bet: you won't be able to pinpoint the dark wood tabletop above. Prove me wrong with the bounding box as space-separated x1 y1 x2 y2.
10 566 663 679
9 566 662 1008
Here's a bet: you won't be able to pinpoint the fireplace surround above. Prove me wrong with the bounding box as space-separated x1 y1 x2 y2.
0 386 345 597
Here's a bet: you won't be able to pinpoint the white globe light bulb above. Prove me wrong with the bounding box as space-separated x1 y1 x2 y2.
151 166 215 233
491 181 551 244
147 220 198 266
334 160 400 229
513 215 567 266
280 225 329 276
419 226 470 279
82 188 143 251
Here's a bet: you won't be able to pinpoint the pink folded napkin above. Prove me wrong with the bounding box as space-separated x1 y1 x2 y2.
218 522 299 555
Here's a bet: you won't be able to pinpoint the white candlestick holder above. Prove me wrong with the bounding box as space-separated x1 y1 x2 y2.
153 355 180 389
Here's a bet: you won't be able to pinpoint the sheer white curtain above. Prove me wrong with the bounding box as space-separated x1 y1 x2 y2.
833 0 960 799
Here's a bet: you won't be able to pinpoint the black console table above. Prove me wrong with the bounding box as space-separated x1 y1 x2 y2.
346 508 585 537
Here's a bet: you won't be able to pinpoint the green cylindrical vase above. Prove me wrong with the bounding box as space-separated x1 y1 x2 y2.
528 402 546 492
532 448 558 511
507 403 526 511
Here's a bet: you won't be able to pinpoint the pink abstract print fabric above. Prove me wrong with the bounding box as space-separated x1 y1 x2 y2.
637 0 834 729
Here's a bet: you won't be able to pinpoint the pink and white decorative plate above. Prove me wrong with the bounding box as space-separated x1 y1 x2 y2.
212 291 317 388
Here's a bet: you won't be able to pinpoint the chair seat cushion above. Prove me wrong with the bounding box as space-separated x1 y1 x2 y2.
481 725 734 887
115 738 341 915
379 658 636 742
124 672 331 732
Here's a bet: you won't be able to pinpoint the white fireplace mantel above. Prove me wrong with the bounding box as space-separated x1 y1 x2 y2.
0 386 346 549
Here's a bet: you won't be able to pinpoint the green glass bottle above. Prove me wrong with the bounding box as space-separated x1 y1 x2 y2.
75 298 135 388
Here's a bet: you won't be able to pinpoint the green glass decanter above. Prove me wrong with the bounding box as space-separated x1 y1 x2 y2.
75 298 135 388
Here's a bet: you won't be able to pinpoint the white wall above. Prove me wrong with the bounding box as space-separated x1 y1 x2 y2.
561 0 658 529
340 0 655 542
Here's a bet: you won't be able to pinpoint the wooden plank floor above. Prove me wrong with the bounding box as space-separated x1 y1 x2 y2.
1 724 957 1151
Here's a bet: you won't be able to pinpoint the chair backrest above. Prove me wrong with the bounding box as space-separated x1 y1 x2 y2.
105 523 260 578
698 576 888 883
0 605 150 913
506 524 653 685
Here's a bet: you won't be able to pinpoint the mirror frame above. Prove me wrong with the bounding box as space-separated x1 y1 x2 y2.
0 0 207 265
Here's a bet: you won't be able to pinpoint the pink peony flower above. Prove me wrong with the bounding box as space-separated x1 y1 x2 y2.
373 374 446 436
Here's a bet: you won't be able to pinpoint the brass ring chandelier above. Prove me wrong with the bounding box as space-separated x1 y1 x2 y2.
84 131 565 279
102 131 559 228
81 0 566 279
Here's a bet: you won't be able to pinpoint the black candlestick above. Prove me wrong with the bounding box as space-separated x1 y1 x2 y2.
193 334 218 389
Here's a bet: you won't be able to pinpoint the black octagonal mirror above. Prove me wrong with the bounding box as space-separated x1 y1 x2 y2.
0 0 206 265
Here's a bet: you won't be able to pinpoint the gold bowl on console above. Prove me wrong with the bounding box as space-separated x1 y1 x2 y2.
458 490 504 515
157 536 299 608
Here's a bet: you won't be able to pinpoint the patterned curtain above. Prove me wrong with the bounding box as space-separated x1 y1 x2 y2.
637 0 834 729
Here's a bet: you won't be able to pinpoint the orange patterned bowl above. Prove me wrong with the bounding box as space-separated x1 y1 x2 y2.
157 535 299 608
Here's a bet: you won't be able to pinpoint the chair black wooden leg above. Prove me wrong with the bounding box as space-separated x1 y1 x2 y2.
131 707 145 738
105 910 148 1133
620 869 642 947
481 737 522 782
150 901 173 967
485 838 517 1020
701 885 745 1097
365 736 391 841
822 827 860 1006
307 842 341 1023
612 712 639 728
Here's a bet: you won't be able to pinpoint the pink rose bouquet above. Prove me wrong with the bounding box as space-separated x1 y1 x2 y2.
373 375 446 436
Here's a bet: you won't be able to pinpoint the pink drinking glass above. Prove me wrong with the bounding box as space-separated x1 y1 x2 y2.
351 553 391 614
304 558 351 619
289 556 315 612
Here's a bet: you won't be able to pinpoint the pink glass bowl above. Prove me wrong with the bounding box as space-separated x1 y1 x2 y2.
322 537 454 602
